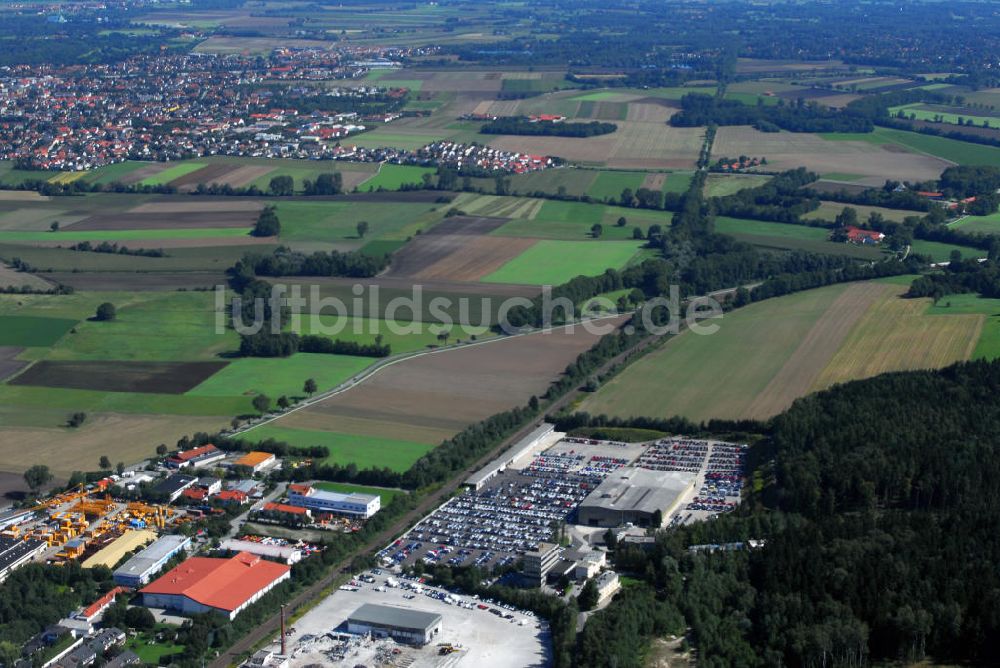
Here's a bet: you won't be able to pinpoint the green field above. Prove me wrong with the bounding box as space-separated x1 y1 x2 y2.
274 199 440 244
587 171 647 201
926 293 1000 359
87 161 153 185
873 127 1000 166
910 239 987 262
0 315 77 347
580 284 850 421
250 425 433 472
138 162 206 186
0 384 246 418
482 240 643 285
44 292 237 362
0 228 249 243
360 164 437 190
351 132 443 151
491 197 667 240
804 201 924 224
889 103 1000 128
313 481 408 505
953 212 1000 235
295 316 490 353
705 174 772 197
663 171 694 194
187 353 373 401
714 217 883 259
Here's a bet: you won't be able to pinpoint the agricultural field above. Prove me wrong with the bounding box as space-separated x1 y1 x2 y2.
482 240 643 285
704 174 772 197
803 201 925 224
953 212 1000 235
889 103 1000 128
587 171 649 200
713 216 883 259
712 126 951 186
910 239 987 262
358 164 437 190
582 280 987 421
249 424 433 473
485 196 669 241
187 354 372 400
275 321 623 446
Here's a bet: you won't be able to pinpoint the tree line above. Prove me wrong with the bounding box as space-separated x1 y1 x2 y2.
480 117 618 137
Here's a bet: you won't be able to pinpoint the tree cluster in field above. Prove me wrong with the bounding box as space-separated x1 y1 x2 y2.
711 167 822 223
907 257 1000 301
251 205 281 237
480 117 618 137
670 94 874 133
1 176 177 197
229 247 390 281
237 331 391 358
67 241 166 257
801 181 932 212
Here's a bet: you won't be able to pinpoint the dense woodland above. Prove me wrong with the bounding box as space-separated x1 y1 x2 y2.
480 117 617 137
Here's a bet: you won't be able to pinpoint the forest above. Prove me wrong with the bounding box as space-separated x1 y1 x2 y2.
562 358 1000 666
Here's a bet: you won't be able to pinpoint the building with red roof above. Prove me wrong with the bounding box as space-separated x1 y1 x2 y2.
166 444 225 469
845 226 886 245
79 586 131 622
139 552 290 620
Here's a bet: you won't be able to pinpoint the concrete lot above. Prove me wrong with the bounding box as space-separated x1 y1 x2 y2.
284 571 551 668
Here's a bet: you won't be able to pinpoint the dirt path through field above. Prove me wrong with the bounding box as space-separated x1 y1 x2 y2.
743 281 890 418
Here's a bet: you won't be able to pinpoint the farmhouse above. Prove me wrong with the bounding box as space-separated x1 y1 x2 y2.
140 552 290 620
844 226 885 245
166 444 225 469
345 604 442 646
576 467 694 528
287 485 380 519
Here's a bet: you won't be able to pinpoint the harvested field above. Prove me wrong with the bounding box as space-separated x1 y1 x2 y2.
225 165 278 188
129 199 264 214
741 282 890 418
0 347 27 382
70 210 257 231
44 272 228 291
712 126 951 186
0 413 228 477
488 122 703 169
119 162 172 184
280 321 623 441
0 191 49 202
626 101 678 123
811 287 983 391
460 195 544 219
0 262 51 290
580 283 859 422
168 163 235 189
806 180 871 196
10 360 229 394
382 215 536 282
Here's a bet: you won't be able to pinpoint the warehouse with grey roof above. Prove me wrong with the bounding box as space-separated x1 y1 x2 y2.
346 604 442 646
576 467 694 528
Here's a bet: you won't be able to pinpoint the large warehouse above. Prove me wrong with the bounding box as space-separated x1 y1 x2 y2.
576 467 694 528
140 552 290 619
113 534 191 587
287 484 380 519
346 604 442 646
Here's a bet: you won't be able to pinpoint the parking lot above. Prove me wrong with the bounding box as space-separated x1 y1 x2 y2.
639 438 747 526
284 569 550 668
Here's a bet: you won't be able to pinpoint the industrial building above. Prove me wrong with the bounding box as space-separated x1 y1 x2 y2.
346 604 442 646
166 444 225 469
219 538 302 565
0 535 46 581
576 467 694 528
81 529 157 570
153 474 197 503
464 423 557 491
287 485 380 519
523 542 563 585
113 535 191 587
233 451 276 473
140 552 290 619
